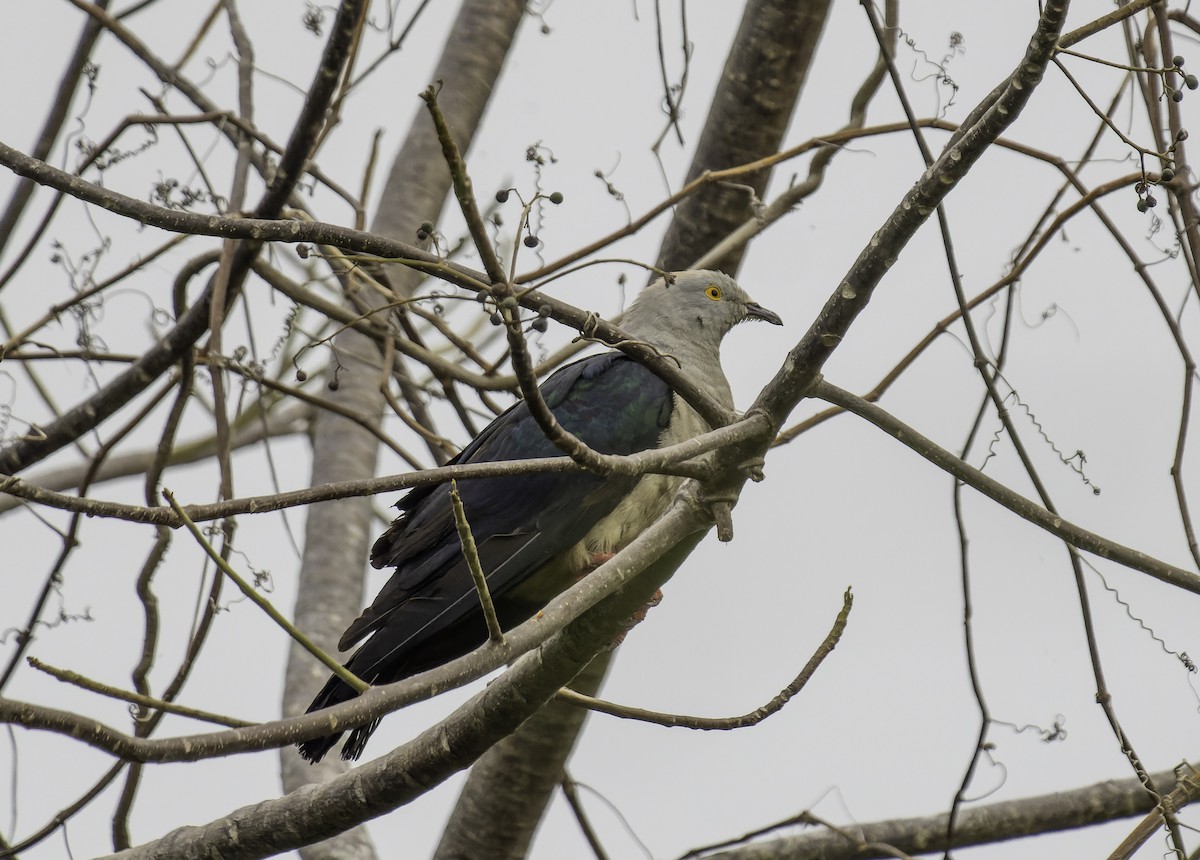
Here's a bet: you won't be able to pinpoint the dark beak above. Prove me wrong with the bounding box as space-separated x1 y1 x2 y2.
745 301 783 326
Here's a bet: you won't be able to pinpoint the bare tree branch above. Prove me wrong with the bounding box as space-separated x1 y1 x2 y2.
1 414 770 526
690 761 1199 860
813 379 1200 596
655 0 834 274
96 496 709 859
0 0 111 264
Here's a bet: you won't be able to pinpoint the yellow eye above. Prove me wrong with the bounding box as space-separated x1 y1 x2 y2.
705 285 722 301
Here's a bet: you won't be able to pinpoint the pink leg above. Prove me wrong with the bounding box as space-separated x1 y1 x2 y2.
573 552 663 646
610 588 664 647
574 551 617 583
585 551 616 571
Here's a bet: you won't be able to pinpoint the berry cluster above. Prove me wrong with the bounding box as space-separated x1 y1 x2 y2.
1168 55 1199 103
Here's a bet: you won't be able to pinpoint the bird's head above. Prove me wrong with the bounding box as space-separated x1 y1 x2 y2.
623 269 782 349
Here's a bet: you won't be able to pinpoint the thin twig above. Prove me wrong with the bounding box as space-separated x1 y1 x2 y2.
561 776 614 860
1 412 769 526
811 381 1200 597
419 83 506 285
27 658 253 729
502 299 617 473
449 480 504 644
1109 763 1200 860
558 588 852 729
162 489 367 694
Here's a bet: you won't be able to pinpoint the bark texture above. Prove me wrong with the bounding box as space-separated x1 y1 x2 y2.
432 654 612 860
702 765 1196 859
656 0 833 274
280 2 527 859
430 2 834 857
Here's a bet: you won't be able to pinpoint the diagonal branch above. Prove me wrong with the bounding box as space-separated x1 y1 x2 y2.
813 380 1200 596
86 499 709 860
165 491 367 694
750 1 1070 425
556 587 852 729
1 413 770 526
689 760 1199 860
0 0 368 476
419 84 507 285
450 480 504 644
0 0 112 267
0 488 710 764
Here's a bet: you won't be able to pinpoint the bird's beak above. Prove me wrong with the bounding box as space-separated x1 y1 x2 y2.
745 301 783 326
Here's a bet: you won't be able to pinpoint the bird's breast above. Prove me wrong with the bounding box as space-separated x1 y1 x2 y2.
566 471 680 570
566 393 711 570
511 395 717 613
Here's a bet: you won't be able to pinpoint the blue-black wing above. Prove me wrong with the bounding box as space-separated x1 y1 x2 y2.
299 351 673 761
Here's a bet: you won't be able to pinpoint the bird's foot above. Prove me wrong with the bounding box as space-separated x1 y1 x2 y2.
573 552 661 647
572 551 617 584
608 588 663 648
582 551 616 574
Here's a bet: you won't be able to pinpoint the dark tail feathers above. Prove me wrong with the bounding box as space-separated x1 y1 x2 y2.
296 674 378 764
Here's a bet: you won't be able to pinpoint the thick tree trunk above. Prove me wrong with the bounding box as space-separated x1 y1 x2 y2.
431 2 834 858
280 332 385 860
433 653 612 860
656 0 833 274
280 2 527 859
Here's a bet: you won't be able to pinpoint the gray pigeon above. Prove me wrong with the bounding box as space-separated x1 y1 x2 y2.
299 270 781 762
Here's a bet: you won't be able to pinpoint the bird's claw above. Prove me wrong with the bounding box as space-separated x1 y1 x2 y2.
606 588 664 649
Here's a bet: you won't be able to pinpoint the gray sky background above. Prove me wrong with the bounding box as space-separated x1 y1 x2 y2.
2 2 1198 858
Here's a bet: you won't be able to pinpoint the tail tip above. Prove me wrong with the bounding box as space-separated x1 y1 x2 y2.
297 734 341 764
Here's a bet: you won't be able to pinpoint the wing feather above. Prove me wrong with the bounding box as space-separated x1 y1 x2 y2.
338 352 672 660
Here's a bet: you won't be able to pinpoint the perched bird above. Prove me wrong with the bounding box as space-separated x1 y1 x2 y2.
298 270 781 762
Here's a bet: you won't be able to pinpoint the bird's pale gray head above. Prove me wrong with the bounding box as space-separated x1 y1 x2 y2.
622 270 782 348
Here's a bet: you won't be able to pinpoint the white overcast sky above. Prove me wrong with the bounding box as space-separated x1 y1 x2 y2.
2 2 1199 859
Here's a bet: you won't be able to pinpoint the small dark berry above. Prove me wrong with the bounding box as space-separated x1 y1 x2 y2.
548 191 564 205
490 311 503 326
1162 168 1176 182
475 291 489 303
531 317 548 333
328 379 340 391
1137 199 1149 212
1188 75 1199 90
296 245 310 259
495 189 510 203
500 296 519 309
295 369 308 382
1135 180 1147 193
419 220 435 234
523 234 538 248
1174 55 1186 68
1147 194 1158 208
1178 129 1190 141
416 230 429 242
1173 90 1184 103
537 304 551 317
